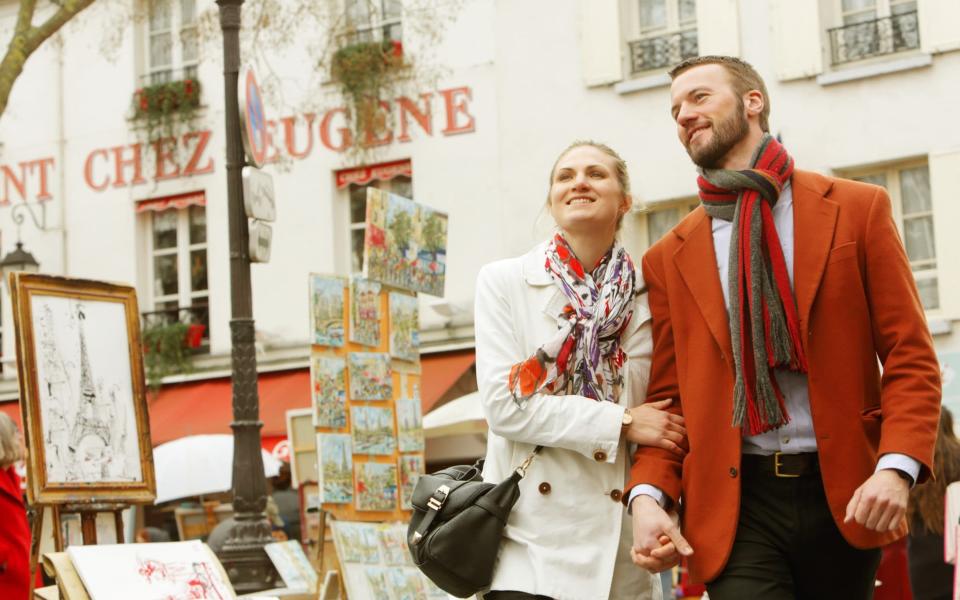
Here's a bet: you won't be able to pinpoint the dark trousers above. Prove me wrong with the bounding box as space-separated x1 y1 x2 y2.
706 462 882 600
484 592 554 600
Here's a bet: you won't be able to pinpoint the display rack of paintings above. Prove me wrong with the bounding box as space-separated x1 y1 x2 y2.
363 188 448 297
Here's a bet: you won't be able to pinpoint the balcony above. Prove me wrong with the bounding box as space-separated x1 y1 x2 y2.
828 11 920 65
628 29 698 75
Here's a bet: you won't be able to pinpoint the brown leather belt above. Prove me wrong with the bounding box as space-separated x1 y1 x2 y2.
741 452 820 478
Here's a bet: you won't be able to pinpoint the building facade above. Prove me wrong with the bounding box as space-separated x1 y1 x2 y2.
1 0 958 436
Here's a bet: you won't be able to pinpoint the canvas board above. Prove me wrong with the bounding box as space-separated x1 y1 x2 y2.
347 352 392 400
388 292 419 362
264 540 319 593
317 433 352 504
310 356 347 428
397 455 424 511
349 278 381 347
309 275 345 347
354 462 398 511
350 407 396 456
396 396 424 453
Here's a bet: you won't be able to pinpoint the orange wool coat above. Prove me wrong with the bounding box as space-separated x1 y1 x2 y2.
626 170 941 583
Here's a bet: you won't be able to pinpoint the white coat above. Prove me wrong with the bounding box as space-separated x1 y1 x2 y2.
474 241 661 600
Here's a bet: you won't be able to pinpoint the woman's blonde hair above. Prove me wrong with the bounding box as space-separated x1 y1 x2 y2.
547 140 631 230
0 412 23 469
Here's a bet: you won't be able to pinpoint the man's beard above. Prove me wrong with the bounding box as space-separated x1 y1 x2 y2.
685 103 750 169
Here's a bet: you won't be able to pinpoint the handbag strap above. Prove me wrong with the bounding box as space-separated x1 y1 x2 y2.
515 445 543 478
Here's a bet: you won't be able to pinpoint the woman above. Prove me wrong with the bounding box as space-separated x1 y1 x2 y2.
906 408 960 600
0 413 30 600
475 141 685 599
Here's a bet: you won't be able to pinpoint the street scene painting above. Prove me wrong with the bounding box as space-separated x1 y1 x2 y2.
317 433 352 504
348 352 392 400
389 291 420 362
331 521 382 564
67 540 234 600
398 455 424 511
310 355 346 428
350 406 396 456
309 274 345 347
350 277 382 347
355 461 398 511
264 541 318 593
377 522 413 566
396 395 424 453
363 188 448 297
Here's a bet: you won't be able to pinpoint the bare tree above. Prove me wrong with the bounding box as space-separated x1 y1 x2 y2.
0 0 96 118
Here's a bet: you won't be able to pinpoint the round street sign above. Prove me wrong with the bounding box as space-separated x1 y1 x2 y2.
239 65 269 167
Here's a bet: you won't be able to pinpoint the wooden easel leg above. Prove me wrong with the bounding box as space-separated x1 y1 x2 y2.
80 511 98 545
114 509 125 544
28 504 44 598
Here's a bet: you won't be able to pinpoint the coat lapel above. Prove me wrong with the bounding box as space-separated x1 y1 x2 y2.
673 209 733 363
791 170 838 337
520 241 570 327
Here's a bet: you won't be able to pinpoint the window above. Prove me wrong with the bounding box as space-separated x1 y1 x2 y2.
145 204 210 343
828 0 919 65
623 0 698 75
147 0 198 85
852 164 938 310
343 0 402 44
643 200 698 247
347 176 413 274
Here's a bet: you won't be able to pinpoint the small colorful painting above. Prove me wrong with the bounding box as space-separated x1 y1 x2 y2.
355 461 398 512
387 567 427 600
348 352 392 400
351 406 396 456
317 434 353 504
389 292 419 362
311 355 346 428
331 521 382 564
398 455 424 511
363 188 448 297
309 274 345 347
377 523 413 567
396 396 424 453
349 278 382 347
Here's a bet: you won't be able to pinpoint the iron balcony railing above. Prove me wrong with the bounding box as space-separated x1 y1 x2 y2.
628 29 698 75
141 303 210 351
828 10 920 65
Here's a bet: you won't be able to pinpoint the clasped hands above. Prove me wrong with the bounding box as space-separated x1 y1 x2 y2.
629 469 910 573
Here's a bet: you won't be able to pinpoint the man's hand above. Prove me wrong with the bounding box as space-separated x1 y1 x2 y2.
844 469 910 532
630 494 693 572
623 399 687 455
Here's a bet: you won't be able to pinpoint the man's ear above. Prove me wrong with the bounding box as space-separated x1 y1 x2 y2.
745 90 764 119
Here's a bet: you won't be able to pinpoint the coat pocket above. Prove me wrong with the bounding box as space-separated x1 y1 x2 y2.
827 241 857 265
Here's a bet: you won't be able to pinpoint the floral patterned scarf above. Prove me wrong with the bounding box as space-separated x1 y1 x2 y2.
509 233 638 407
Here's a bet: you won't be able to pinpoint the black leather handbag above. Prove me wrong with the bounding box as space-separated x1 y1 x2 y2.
407 447 541 598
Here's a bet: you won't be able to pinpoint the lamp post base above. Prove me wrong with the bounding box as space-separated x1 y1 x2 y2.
218 517 279 594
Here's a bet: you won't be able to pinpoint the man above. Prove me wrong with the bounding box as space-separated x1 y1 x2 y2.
626 55 941 599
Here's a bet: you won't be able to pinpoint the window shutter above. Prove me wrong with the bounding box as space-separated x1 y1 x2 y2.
578 0 622 87
928 150 960 316
918 0 960 54
695 0 741 57
769 0 824 81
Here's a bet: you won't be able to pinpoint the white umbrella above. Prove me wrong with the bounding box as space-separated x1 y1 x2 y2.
153 434 283 504
423 391 487 438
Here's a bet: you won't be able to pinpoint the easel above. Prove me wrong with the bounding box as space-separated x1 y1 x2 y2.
28 500 132 597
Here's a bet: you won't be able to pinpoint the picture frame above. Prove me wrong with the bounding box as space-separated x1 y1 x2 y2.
9 273 157 504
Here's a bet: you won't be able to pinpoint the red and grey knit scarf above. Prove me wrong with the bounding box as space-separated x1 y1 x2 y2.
698 134 808 435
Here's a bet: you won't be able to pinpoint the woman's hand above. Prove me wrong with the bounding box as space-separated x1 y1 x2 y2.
622 399 686 455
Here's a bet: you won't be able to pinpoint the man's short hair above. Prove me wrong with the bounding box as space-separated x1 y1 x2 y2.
669 55 771 132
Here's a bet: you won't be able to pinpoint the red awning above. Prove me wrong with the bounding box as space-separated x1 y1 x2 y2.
0 401 21 431
149 369 310 445
420 350 475 413
136 190 207 213
335 159 412 189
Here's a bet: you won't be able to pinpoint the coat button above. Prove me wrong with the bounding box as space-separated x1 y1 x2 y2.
729 467 738 478
610 489 623 502
593 450 607 462
538 482 551 495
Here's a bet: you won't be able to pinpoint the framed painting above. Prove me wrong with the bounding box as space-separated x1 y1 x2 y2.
9 273 156 504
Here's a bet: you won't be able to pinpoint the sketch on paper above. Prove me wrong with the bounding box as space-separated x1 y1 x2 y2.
389 292 419 362
311 356 346 428
350 278 382 347
398 455 424 511
348 352 392 400
317 434 353 504
351 407 396 456
363 189 448 297
396 395 424 453
377 522 413 566
355 462 398 511
31 295 143 484
309 275 345 347
331 521 382 564
67 540 234 600
264 541 318 593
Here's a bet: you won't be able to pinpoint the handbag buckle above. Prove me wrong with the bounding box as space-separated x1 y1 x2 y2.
427 485 451 511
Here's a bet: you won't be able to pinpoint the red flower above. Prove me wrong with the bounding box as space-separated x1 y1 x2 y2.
183 79 195 97
391 40 403 57
136 89 148 111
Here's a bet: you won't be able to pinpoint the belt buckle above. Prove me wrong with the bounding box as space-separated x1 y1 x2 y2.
774 452 800 478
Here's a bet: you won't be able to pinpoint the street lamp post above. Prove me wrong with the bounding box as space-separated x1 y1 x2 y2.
215 0 278 592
